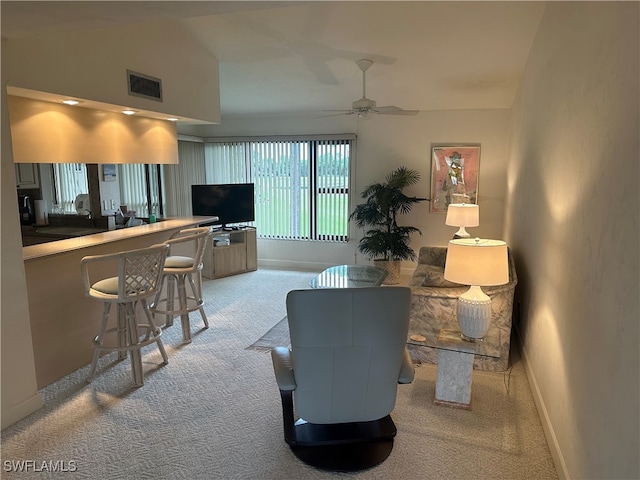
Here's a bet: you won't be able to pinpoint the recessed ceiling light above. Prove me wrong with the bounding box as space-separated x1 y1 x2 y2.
62 99 81 105
166 117 179 122
122 110 137 115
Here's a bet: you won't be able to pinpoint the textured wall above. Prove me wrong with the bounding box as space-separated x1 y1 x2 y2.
505 3 639 478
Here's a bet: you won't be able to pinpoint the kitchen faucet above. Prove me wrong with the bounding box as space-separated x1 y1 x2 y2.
85 210 95 227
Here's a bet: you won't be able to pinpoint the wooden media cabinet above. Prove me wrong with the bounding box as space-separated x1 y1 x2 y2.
202 227 257 279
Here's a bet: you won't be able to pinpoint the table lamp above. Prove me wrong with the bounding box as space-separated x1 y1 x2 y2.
444 238 509 341
445 203 479 238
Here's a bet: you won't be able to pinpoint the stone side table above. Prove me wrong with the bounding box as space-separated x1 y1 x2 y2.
432 328 501 409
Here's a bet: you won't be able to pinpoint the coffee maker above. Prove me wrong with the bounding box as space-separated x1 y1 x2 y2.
18 194 35 225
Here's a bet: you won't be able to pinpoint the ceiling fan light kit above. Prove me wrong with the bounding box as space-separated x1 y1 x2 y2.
319 59 419 118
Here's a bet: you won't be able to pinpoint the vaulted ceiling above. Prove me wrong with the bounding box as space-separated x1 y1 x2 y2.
1 1 545 118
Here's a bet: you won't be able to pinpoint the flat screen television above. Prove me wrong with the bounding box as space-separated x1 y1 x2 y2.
191 183 255 228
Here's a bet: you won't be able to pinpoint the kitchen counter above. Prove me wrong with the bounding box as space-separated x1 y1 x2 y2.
23 216 217 388
23 217 214 261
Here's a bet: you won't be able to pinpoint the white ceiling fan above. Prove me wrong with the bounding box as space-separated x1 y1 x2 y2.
319 59 419 118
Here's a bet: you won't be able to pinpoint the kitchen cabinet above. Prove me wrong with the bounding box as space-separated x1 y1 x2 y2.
16 163 40 189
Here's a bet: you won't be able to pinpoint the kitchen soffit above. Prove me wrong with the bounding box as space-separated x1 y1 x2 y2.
6 86 214 125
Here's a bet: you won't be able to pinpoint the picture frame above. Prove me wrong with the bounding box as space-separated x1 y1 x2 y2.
430 144 480 213
102 164 117 182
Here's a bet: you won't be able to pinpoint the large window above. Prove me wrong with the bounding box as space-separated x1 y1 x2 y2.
204 135 354 242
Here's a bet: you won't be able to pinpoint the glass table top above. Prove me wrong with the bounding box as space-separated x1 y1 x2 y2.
309 264 388 289
407 323 501 358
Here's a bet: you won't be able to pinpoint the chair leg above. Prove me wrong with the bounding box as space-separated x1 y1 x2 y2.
125 303 144 387
177 275 192 343
165 275 176 328
187 272 209 328
151 281 163 323
87 302 111 383
142 299 168 365
116 304 127 361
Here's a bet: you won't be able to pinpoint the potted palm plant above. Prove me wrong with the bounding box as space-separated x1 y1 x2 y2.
350 166 426 284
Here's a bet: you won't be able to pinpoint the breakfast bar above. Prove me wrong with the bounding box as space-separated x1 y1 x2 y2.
23 216 217 389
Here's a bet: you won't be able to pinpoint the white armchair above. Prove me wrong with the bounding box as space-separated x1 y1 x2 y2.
271 286 414 472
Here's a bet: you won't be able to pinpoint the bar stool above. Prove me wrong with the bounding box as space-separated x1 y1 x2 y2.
81 243 170 387
151 227 213 343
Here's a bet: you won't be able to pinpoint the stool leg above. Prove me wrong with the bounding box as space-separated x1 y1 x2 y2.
165 275 176 328
188 272 209 329
117 304 127 361
142 299 168 365
87 302 111 383
125 302 144 387
152 279 164 323
177 274 192 343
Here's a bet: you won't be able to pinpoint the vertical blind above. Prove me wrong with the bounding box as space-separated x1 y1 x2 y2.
118 164 149 216
118 164 164 217
204 135 353 242
204 142 249 184
164 140 206 216
251 140 308 239
316 139 350 241
53 163 89 212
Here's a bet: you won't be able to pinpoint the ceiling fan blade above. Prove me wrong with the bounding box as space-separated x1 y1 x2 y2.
373 106 419 115
314 110 356 119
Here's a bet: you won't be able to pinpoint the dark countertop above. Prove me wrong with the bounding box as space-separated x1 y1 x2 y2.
23 225 108 238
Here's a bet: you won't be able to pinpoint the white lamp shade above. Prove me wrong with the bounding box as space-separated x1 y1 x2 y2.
445 203 480 227
444 238 509 286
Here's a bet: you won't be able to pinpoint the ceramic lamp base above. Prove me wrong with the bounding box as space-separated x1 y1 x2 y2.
456 286 492 340
454 226 471 238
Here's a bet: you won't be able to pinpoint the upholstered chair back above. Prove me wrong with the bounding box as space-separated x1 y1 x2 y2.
286 286 412 424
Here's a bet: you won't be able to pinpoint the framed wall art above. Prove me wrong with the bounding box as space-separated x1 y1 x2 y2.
430 145 480 213
102 164 117 182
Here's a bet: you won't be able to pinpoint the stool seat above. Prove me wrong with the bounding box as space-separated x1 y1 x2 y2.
91 275 153 296
165 256 195 269
151 227 213 343
81 243 170 387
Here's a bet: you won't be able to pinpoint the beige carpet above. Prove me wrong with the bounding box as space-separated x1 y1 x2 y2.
1 268 557 479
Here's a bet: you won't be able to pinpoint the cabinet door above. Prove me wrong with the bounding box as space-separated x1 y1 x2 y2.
245 229 258 271
16 164 40 189
213 244 246 277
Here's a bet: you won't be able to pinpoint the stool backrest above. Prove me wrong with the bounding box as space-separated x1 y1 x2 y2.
165 227 213 271
81 243 170 302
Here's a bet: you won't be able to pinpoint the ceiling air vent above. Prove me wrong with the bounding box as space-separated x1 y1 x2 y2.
127 70 162 102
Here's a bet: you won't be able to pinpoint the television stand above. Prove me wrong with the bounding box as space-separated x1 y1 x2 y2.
202 227 257 279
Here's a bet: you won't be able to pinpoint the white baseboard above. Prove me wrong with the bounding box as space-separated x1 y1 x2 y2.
517 330 569 480
257 259 328 271
1 392 43 430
